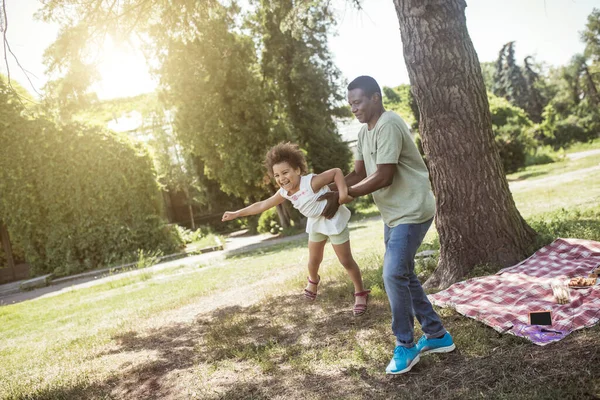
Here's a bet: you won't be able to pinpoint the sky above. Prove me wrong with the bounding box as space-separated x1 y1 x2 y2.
2 0 599 100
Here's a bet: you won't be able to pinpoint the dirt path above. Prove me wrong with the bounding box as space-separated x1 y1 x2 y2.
509 163 600 191
566 148 600 161
0 230 308 306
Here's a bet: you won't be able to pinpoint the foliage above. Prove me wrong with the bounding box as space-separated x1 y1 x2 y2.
174 226 209 245
249 0 352 175
157 5 277 202
582 8 600 63
257 208 283 235
0 239 26 267
479 61 496 91
38 1 352 219
80 94 244 221
0 81 183 276
493 42 529 111
522 56 546 122
524 146 562 167
382 84 418 130
492 42 546 122
539 97 600 149
488 93 536 173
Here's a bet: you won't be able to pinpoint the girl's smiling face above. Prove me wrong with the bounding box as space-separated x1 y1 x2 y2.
272 162 302 194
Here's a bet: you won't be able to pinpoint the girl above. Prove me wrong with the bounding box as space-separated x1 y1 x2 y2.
222 142 370 316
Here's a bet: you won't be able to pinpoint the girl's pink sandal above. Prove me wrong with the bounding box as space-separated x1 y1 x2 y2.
353 289 371 316
304 276 320 300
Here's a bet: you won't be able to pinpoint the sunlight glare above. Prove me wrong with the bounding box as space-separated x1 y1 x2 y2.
94 36 157 100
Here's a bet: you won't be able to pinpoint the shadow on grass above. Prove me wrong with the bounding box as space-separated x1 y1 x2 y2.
21 268 600 400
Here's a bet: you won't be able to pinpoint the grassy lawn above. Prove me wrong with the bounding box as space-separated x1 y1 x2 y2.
507 149 599 184
1 153 600 399
564 137 600 154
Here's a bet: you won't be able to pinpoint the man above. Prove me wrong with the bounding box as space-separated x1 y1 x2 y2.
321 76 455 374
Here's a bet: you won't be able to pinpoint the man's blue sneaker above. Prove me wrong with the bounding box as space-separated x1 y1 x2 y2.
415 332 456 355
385 345 420 375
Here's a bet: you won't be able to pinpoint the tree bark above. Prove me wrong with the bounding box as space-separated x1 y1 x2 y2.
0 221 16 281
275 203 291 229
183 188 196 230
393 0 537 288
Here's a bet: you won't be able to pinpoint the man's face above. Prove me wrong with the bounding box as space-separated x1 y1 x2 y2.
348 88 377 124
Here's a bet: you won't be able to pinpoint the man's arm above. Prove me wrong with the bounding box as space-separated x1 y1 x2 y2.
328 161 367 191
319 160 368 218
347 164 395 198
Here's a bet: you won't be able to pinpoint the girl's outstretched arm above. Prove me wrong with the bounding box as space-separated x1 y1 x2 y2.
311 168 352 205
222 192 286 221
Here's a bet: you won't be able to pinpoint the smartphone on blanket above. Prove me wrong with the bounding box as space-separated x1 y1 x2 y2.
529 310 552 326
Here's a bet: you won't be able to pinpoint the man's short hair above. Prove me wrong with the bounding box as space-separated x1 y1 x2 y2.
348 76 382 98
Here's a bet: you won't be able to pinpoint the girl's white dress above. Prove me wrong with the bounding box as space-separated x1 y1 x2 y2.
278 174 351 236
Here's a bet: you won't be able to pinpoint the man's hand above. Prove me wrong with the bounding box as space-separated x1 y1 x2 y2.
318 191 340 219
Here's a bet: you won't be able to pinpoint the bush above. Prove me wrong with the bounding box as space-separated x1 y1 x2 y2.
0 82 183 276
540 104 600 149
543 116 589 149
525 146 563 167
257 208 282 235
175 225 212 244
489 93 536 173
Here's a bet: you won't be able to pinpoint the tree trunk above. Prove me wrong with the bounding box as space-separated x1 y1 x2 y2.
0 221 16 281
184 188 196 230
275 203 291 229
582 64 600 106
393 0 537 288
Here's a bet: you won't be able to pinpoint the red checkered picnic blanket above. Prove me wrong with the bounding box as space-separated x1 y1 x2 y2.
429 238 600 345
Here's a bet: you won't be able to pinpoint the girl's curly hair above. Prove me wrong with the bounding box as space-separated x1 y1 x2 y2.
264 142 308 177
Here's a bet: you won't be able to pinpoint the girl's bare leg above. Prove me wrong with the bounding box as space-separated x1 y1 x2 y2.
332 240 367 307
305 240 327 295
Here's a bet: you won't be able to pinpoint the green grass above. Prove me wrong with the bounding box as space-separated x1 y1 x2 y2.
564 137 600 154
507 150 599 183
1 151 600 399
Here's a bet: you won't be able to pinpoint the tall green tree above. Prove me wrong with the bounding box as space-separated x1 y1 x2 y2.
522 56 546 122
582 8 600 63
493 43 532 116
250 0 352 174
156 4 282 202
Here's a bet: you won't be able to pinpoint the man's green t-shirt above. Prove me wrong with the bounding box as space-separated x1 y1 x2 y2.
356 110 435 227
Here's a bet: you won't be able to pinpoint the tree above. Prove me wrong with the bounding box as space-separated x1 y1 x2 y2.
250 0 352 174
37 0 354 230
522 56 546 122
249 0 352 226
492 42 547 122
157 4 280 202
582 8 600 63
493 42 529 106
381 84 418 129
393 0 537 288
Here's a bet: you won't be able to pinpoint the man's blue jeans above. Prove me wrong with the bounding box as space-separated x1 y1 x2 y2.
383 218 446 347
